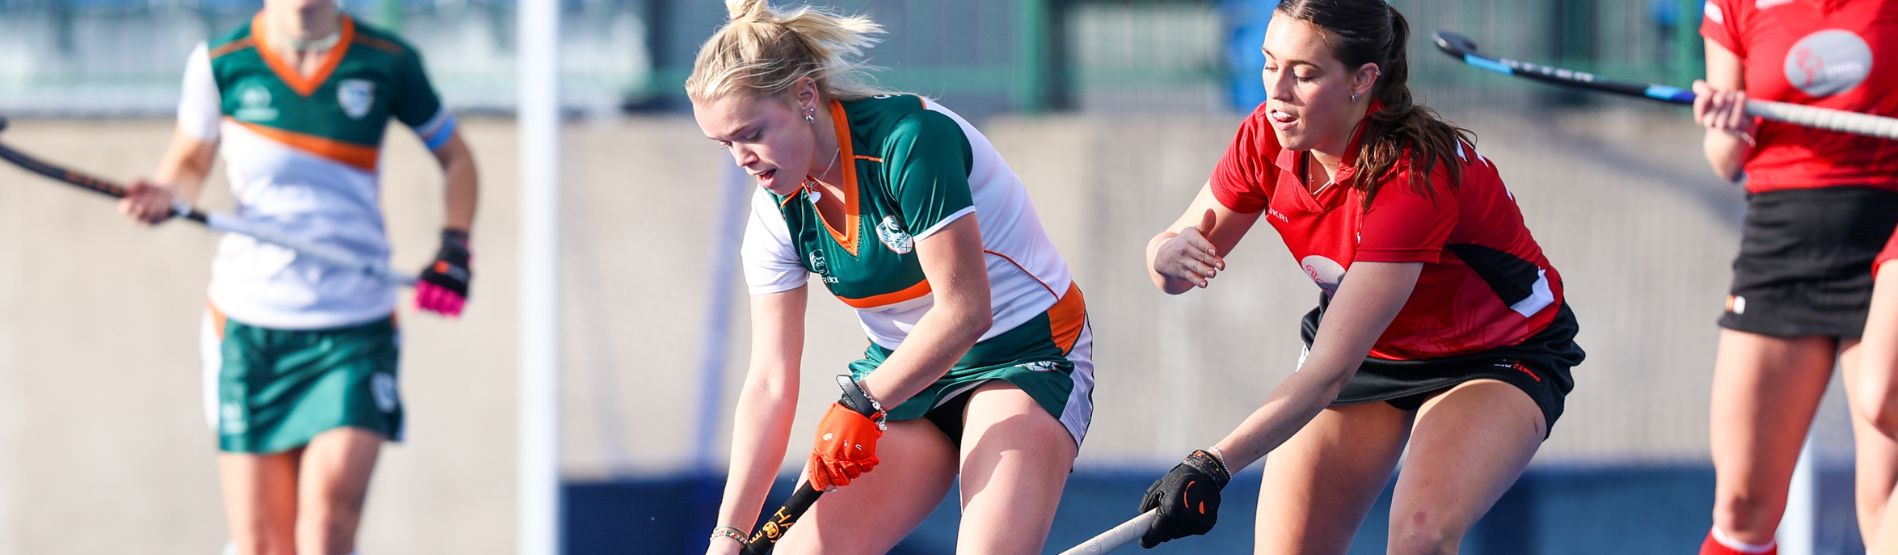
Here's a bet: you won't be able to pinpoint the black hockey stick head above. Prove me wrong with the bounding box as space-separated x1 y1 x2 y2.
0 116 9 134
1434 31 1481 59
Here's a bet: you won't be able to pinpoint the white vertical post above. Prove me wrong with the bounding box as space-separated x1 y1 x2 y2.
518 1 561 554
1780 436 1817 555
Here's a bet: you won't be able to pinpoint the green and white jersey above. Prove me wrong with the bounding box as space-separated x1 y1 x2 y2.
743 96 1078 355
179 14 455 329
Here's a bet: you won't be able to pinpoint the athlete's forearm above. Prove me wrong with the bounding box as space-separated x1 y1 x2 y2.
153 129 216 203
1212 363 1351 471
436 133 478 232
716 364 800 532
1215 262 1421 470
857 300 989 409
859 218 992 407
1702 129 1752 184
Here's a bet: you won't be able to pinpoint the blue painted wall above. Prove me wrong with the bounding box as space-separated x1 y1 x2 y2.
565 464 1866 554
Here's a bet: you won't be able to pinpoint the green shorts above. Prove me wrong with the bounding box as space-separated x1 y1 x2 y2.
850 286 1095 446
202 308 403 454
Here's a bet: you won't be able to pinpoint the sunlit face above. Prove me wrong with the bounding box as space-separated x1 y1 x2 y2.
693 90 821 196
1261 16 1376 155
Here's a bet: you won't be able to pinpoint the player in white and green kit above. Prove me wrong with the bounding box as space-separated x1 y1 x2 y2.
118 0 477 553
695 2 1093 553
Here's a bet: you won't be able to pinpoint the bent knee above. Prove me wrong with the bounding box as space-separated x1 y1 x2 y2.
1387 511 1462 555
1712 494 1783 537
1852 384 1898 439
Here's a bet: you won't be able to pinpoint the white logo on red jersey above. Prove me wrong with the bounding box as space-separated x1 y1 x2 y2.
1784 30 1872 97
1299 255 1346 297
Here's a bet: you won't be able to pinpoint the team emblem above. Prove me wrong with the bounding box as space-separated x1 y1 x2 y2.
220 401 248 434
338 79 376 119
372 372 400 413
1784 30 1871 98
234 83 278 122
1299 255 1347 297
876 215 914 254
808 250 829 276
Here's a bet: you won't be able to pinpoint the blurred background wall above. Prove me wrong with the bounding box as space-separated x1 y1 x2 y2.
0 0 1873 553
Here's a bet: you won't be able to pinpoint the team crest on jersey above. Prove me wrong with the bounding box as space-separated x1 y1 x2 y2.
1299 255 1347 297
234 83 278 122
808 250 830 276
1785 30 1872 97
338 79 376 119
876 216 914 254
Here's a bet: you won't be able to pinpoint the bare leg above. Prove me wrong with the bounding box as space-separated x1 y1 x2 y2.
294 427 383 555
774 419 959 555
218 450 301 555
1386 380 1545 555
955 381 1079 554
1708 331 1837 545
1253 402 1411 555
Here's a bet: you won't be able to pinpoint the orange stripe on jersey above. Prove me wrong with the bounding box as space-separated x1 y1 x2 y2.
209 38 255 60
815 99 862 256
837 279 931 309
352 35 405 55
984 249 1060 298
250 14 356 97
854 155 882 163
1047 282 1086 354
207 300 228 340
232 119 378 172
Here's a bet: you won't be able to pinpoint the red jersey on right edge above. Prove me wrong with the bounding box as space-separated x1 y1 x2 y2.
1209 103 1563 361
1701 0 1898 193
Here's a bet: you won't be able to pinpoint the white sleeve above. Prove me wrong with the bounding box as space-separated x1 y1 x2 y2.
741 188 808 295
177 43 222 141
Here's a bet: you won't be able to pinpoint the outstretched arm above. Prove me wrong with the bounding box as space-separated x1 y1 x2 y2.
1146 181 1262 294
120 127 216 225
1138 261 1421 548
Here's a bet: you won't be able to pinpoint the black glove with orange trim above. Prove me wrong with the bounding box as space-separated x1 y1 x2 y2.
1138 449 1232 548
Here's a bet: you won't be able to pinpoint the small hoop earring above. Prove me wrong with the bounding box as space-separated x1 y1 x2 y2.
1351 92 1359 102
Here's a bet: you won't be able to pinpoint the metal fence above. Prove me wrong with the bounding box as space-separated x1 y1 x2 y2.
0 0 1709 116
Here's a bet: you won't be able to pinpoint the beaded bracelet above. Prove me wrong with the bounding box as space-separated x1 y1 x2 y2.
710 525 746 544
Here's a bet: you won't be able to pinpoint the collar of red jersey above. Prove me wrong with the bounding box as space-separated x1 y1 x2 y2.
1273 100 1385 188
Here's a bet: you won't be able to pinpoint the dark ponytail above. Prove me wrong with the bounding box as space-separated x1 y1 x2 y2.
1277 1 1475 208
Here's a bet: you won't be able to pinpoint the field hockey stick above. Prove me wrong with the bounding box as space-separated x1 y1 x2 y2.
1433 31 1898 141
0 117 417 286
1057 509 1157 554
741 481 822 555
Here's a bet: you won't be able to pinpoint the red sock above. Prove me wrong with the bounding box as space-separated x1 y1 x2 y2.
1701 528 1777 555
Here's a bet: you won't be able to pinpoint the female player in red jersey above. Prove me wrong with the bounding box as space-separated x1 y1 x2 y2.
1134 0 1583 551
1692 1 1898 553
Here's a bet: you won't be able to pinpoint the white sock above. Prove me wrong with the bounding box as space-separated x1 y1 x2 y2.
1712 526 1777 553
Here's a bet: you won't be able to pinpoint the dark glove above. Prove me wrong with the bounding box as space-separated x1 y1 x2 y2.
1139 449 1232 548
416 229 471 316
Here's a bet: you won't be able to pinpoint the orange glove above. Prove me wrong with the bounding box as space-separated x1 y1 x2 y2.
808 402 885 491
